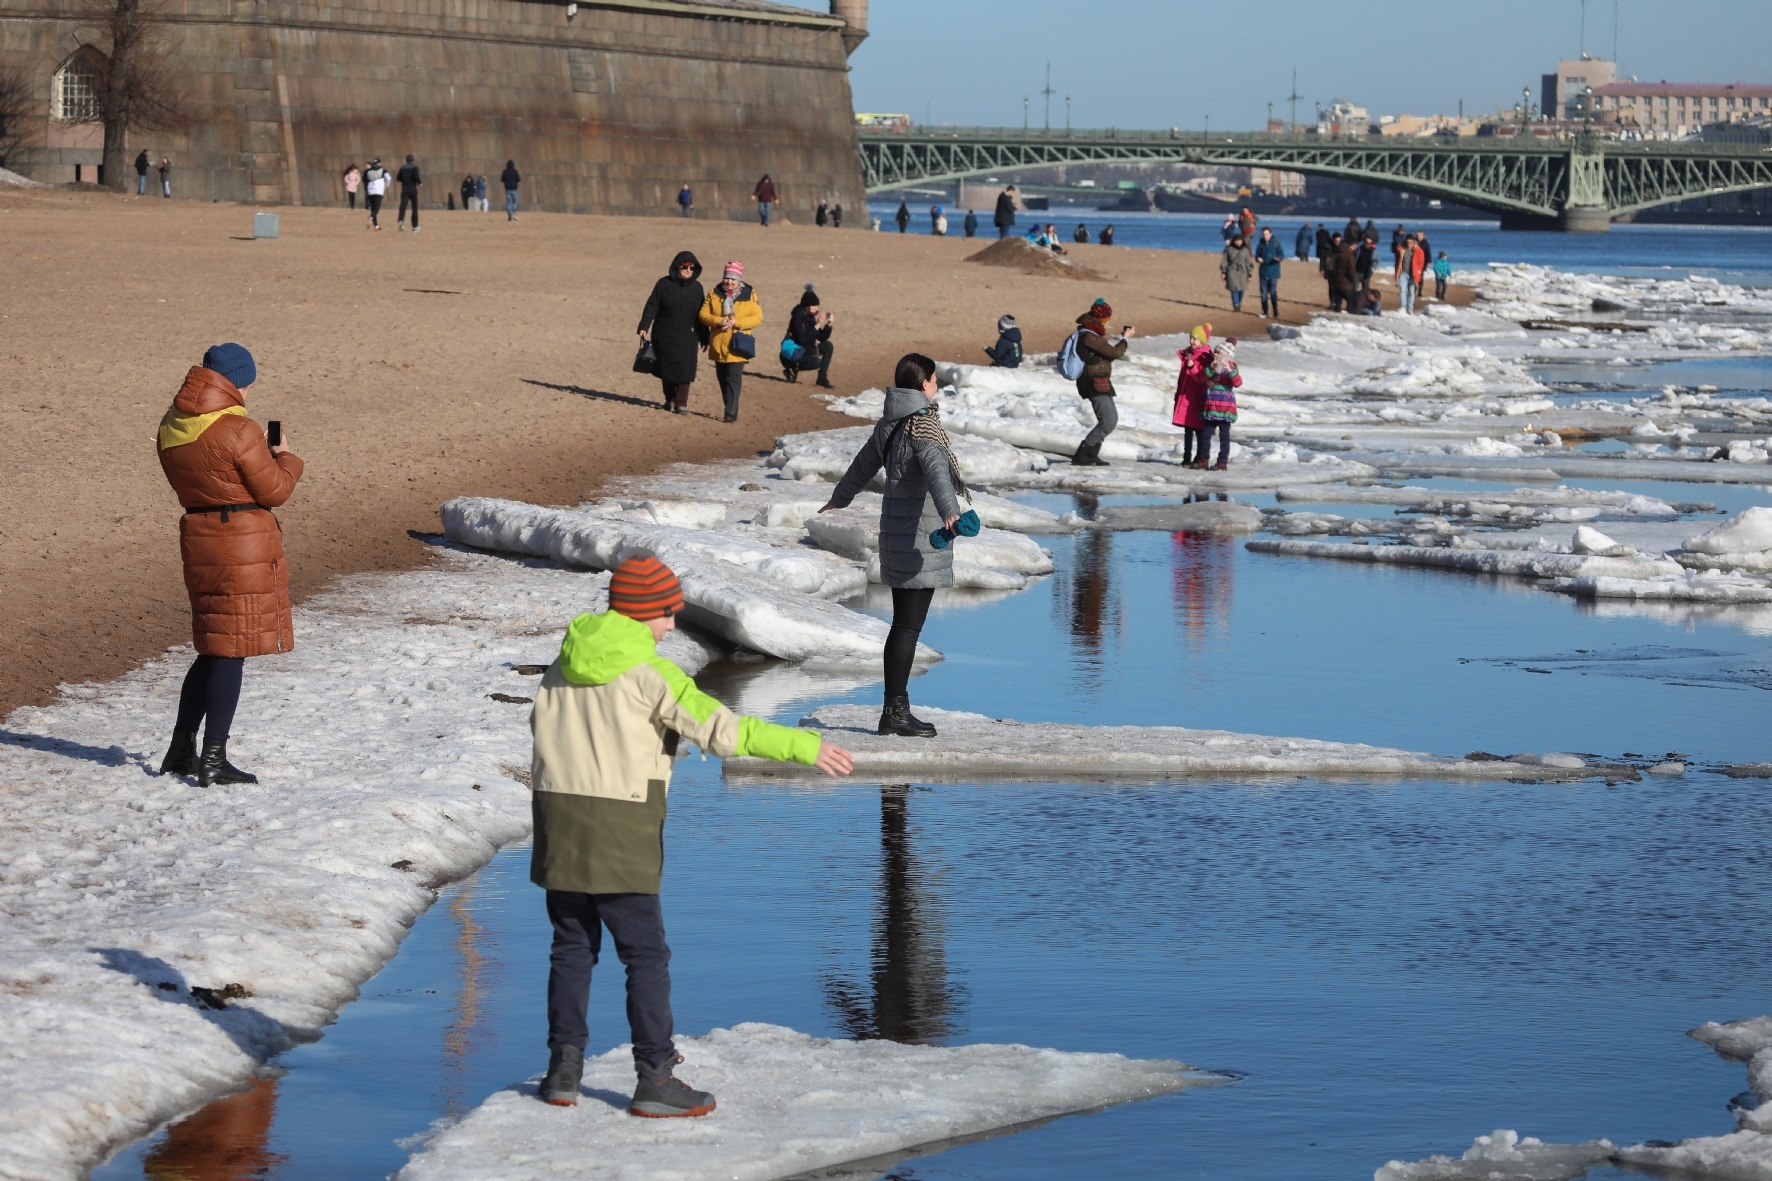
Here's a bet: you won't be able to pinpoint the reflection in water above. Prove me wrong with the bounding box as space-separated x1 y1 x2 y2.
1058 525 1118 689
442 877 495 1119
1170 530 1234 649
825 785 960 1044
141 1077 283 1181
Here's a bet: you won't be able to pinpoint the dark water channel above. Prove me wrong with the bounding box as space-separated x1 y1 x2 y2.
96 469 1772 1181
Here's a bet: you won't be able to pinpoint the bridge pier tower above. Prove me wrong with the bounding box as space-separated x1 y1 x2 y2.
1559 136 1611 232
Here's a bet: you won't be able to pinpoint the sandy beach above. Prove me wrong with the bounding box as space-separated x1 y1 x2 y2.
0 188 1463 714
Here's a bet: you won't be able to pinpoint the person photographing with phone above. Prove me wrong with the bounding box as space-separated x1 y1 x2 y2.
1070 298 1134 467
155 343 303 786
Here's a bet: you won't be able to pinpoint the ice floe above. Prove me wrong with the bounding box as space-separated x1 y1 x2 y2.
1375 1129 1616 1181
394 1022 1217 1181
726 706 1592 783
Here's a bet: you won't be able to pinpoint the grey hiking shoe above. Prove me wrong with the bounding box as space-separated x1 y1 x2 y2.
540 1043 583 1106
630 1070 716 1118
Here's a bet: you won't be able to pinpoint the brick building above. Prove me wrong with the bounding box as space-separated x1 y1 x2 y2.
0 0 870 220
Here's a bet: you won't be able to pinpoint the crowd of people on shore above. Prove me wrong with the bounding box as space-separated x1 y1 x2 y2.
1290 216 1452 315
338 156 522 230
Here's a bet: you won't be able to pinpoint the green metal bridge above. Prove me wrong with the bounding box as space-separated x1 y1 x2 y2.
857 127 1772 231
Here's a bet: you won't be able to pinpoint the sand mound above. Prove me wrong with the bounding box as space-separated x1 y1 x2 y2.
0 167 50 188
966 235 1106 281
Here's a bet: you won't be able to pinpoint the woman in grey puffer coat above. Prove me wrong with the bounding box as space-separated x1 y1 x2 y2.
820 353 964 738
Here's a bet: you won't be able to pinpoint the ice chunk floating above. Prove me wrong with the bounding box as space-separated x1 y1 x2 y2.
394 1023 1216 1181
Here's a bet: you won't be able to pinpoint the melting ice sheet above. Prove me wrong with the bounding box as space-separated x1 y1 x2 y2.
393 1023 1216 1181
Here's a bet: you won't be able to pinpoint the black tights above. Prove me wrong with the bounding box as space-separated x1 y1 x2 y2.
174 655 244 743
883 587 934 699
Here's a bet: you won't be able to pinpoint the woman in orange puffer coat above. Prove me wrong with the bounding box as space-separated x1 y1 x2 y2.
155 343 303 786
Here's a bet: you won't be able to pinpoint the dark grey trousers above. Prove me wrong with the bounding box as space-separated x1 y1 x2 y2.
716 361 745 419
545 890 675 1072
1080 393 1118 451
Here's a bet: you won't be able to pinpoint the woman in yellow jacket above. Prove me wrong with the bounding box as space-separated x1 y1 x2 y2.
698 260 764 423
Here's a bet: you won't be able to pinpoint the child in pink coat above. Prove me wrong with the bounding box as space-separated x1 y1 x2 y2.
1172 323 1213 466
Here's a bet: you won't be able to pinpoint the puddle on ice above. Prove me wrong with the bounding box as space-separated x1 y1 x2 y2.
95 474 1772 1181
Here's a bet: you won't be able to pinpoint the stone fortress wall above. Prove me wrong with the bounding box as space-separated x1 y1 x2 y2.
0 0 869 221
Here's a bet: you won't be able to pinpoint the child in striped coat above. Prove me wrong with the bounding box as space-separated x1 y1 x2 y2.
1197 338 1241 471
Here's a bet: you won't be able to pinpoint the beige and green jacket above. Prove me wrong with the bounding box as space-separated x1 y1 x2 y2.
529 610 822 895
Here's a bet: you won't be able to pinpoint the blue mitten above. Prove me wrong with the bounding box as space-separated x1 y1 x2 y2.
929 510 981 550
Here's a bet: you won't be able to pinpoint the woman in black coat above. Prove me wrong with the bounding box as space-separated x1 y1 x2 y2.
637 251 705 412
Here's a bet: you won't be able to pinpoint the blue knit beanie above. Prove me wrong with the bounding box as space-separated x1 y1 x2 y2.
201 342 256 390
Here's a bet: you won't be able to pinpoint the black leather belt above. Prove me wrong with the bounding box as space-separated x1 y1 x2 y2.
185 503 264 521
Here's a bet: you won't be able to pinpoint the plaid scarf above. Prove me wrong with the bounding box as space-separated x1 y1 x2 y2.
902 402 970 501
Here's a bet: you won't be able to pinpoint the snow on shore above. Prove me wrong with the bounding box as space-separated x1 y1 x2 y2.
394 1023 1218 1181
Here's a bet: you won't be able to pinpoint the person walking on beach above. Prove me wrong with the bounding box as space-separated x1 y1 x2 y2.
1401 235 1429 314
1344 215 1363 246
752 174 776 226
820 353 967 738
832 203 843 229
502 160 521 220
984 314 1022 368
1219 213 1237 243
363 158 388 230
475 174 488 214
1390 224 1408 277
1173 323 1213 467
1315 223 1332 269
395 154 422 232
1220 233 1254 313
1255 226 1284 318
1329 234 1358 312
638 251 705 414
1295 221 1312 261
699 261 763 423
1238 205 1258 240
1070 297 1133 467
532 555 854 1116
1355 233 1377 292
678 183 693 218
783 287 835 388
1099 224 1116 245
134 149 149 195
895 202 910 234
158 156 171 198
460 174 475 212
1433 250 1452 300
1198 338 1242 471
154 343 303 787
816 199 829 227
963 208 978 238
993 185 1018 238
342 163 360 209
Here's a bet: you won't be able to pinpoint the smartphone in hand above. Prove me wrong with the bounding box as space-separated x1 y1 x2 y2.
267 420 282 448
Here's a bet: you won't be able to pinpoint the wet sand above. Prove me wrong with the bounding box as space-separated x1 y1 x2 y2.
0 187 1469 714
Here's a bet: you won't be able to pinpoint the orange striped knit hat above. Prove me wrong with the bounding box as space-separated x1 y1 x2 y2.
608 555 684 621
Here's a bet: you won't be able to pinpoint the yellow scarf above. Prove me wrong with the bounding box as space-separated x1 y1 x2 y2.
157 404 246 450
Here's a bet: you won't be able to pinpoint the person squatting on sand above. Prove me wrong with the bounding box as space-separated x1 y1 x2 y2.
984 313 1023 368
782 286 835 388
638 251 706 414
531 556 854 1116
1071 298 1134 467
1173 323 1213 466
155 343 303 787
820 354 966 739
698 260 763 423
1198 338 1242 471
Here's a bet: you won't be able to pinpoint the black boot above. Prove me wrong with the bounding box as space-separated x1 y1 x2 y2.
159 730 198 776
541 1043 584 1107
877 694 937 738
1071 442 1098 467
197 740 259 787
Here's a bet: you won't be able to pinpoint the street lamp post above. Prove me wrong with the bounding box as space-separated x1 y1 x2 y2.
1065 95 1072 135
1023 97 1029 133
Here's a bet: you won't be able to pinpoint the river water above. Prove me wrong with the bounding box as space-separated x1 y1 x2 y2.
95 219 1772 1181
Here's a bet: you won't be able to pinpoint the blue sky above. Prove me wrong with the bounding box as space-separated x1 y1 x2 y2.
823 0 1772 130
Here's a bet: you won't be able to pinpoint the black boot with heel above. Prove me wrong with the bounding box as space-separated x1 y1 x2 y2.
159 730 198 777
877 694 937 738
198 741 259 787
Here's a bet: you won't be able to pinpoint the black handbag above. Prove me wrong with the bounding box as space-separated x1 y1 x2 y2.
728 330 756 360
633 338 658 374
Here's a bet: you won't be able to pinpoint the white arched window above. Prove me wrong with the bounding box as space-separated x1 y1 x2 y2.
52 51 103 122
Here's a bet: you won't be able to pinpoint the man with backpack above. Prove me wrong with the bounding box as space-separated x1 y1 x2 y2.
363 158 389 231
1059 298 1133 467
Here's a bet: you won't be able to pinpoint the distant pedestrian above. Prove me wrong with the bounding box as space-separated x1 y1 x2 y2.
1433 250 1452 300
963 208 978 238
501 160 521 220
1294 221 1312 261
1220 233 1254 313
363 158 388 230
1328 234 1358 311
395 154 421 232
530 554 852 1116
1073 223 1089 244
832 203 843 229
752 174 776 226
678 183 693 217
1363 219 1378 247
931 205 947 236
1099 224 1116 246
135 150 149 195
460 174 476 212
1219 213 1237 243
1199 338 1242 471
475 174 488 213
1401 237 1429 313
816 199 828 227
1254 226 1284 317
1238 205 1257 239
983 313 1022 368
821 353 968 738
155 342 303 787
783 287 835 388
342 163 360 209
699 261 763 423
1344 216 1363 245
158 156 171 198
1315 224 1332 267
1172 323 1212 466
1391 224 1408 277
895 202 910 233
1355 235 1377 291
1416 230 1433 271
1070 297 1133 467
638 251 705 413
993 185 1018 238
